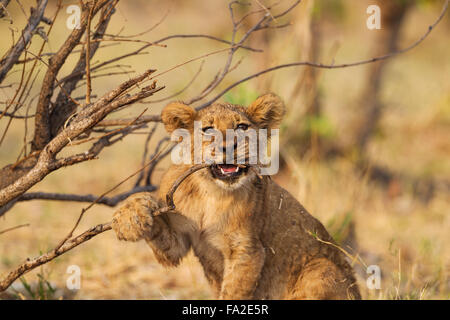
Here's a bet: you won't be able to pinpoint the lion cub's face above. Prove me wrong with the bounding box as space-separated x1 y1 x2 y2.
161 93 285 190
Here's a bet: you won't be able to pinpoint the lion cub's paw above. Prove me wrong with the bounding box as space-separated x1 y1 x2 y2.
111 193 160 242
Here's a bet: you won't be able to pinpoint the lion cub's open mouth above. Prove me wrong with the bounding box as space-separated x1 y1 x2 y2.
210 164 248 181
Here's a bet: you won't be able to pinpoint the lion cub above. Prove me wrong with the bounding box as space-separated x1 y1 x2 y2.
112 94 361 299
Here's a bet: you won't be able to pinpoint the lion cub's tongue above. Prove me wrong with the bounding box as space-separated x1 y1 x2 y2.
218 164 238 173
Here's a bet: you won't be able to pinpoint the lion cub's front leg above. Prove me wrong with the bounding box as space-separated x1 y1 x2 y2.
220 234 265 299
112 192 196 267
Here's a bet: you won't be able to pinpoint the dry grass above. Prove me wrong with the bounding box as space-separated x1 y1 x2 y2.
0 0 448 299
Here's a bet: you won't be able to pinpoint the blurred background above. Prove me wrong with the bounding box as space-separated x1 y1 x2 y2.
0 0 449 299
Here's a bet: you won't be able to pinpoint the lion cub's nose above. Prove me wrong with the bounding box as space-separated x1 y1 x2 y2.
222 141 238 154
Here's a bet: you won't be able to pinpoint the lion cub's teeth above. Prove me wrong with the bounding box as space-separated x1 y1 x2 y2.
219 166 239 175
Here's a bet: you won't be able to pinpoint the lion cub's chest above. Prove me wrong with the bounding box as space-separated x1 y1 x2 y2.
177 188 252 252
181 192 248 227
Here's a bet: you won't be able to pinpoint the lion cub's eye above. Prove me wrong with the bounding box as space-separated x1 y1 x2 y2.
236 123 249 131
202 126 214 133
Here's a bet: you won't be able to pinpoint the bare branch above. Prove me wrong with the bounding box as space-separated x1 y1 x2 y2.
0 68 163 209
0 0 48 83
196 0 449 110
134 123 158 187
153 34 262 52
84 0 97 105
0 0 11 19
32 0 111 151
0 163 210 292
17 186 156 207
185 0 300 105
142 60 204 104
145 138 173 186
95 114 162 126
0 111 34 118
0 223 29 236
0 222 112 292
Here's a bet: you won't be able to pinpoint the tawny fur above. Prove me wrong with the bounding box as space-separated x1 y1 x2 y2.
111 93 361 300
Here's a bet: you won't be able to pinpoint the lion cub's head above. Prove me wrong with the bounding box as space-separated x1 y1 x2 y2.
161 93 285 190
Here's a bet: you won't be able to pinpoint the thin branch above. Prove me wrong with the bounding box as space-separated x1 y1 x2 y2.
0 0 61 126
0 110 34 118
164 164 211 209
95 114 162 126
103 8 170 38
0 34 28 128
134 123 158 187
0 0 11 19
32 0 111 151
17 186 156 207
84 0 97 105
0 223 29 236
0 0 48 83
50 1 116 137
68 108 147 147
152 34 261 52
186 0 300 105
142 60 204 104
145 138 173 186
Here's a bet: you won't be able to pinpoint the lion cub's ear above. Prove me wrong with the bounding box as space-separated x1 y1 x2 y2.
246 93 285 129
161 102 196 133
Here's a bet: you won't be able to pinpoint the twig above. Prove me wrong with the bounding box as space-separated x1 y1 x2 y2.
95 114 162 126
0 0 11 19
0 111 34 118
307 230 367 269
68 108 147 147
16 186 156 207
145 137 172 186
103 8 169 38
32 0 110 151
0 0 61 128
142 60 204 104
0 0 48 82
134 123 158 187
152 34 261 52
164 164 211 209
186 0 300 105
85 0 97 105
0 34 28 135
0 223 29 236
11 150 41 170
